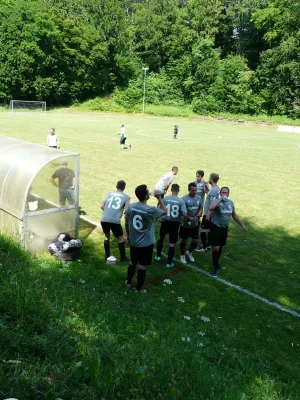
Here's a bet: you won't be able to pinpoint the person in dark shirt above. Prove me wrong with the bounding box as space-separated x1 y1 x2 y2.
50 160 75 206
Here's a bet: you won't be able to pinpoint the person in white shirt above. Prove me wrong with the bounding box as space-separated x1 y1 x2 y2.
154 166 179 199
118 124 131 150
47 128 59 149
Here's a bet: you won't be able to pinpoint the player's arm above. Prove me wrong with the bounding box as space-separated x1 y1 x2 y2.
155 191 167 214
197 205 203 219
209 198 223 212
50 176 58 187
124 199 130 211
204 182 209 194
232 210 248 232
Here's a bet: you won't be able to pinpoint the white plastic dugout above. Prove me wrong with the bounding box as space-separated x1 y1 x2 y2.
9 100 46 112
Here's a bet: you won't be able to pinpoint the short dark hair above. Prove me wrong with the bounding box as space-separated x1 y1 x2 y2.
172 166 178 171
116 180 126 190
171 183 180 192
188 182 197 190
196 170 204 177
135 184 148 202
210 173 219 183
220 186 230 195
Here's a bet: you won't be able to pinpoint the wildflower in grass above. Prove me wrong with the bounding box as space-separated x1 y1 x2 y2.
184 315 191 320
163 279 172 285
77 259 82 263
178 297 185 303
79 279 86 284
198 331 205 337
200 316 210 322
63 263 69 268
187 337 190 342
182 337 186 341
197 343 204 347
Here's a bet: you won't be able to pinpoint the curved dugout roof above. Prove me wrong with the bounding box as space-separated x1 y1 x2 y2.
0 135 78 219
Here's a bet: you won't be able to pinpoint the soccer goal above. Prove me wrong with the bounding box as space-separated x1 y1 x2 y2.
9 100 46 113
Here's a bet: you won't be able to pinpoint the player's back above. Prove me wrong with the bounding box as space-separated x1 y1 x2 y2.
101 191 129 224
160 195 187 222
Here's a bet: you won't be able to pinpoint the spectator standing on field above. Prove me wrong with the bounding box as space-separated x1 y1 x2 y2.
47 128 59 149
100 180 130 262
125 185 167 293
209 186 248 277
173 124 179 139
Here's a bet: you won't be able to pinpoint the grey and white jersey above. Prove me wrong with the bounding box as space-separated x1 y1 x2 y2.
160 195 187 222
194 180 209 205
155 171 175 191
211 198 235 228
125 202 164 247
204 186 220 215
101 191 130 224
181 194 202 228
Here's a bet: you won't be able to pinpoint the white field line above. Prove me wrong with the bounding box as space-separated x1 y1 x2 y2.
79 216 300 318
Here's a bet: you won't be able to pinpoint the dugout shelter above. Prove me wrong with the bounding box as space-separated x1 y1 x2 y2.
0 136 80 252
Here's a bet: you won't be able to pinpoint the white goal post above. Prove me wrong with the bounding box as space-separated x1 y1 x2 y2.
9 100 46 112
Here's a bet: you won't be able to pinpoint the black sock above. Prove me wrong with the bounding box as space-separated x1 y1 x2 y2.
212 251 219 268
217 247 223 266
157 238 163 257
104 239 110 258
118 242 126 258
201 232 207 249
180 241 186 255
207 232 211 247
188 242 197 253
126 264 136 284
136 269 146 290
167 247 175 264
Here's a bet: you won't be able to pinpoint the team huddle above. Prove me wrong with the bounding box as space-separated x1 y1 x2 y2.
100 167 248 294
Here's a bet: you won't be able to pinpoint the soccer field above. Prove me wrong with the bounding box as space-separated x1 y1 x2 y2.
0 111 300 309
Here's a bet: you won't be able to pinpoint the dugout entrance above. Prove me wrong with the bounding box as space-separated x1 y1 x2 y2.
0 136 80 252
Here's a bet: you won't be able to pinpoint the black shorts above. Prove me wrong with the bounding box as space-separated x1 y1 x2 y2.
159 221 180 244
179 225 199 240
120 137 126 145
130 244 154 267
210 222 228 247
101 222 123 238
201 215 211 230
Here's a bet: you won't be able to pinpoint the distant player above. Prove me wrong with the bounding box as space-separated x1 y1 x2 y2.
118 124 131 150
154 166 179 199
154 184 187 268
125 185 167 293
179 182 202 264
47 128 59 149
200 173 220 252
100 180 130 262
173 124 178 139
209 187 248 277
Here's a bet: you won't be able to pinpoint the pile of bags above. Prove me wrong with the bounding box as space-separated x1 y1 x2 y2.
48 232 82 260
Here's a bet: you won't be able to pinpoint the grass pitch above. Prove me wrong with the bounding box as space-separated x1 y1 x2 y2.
0 111 300 399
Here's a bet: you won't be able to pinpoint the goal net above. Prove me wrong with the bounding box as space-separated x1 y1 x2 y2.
9 100 46 112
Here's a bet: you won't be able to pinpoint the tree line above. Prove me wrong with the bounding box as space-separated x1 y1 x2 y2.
0 0 299 117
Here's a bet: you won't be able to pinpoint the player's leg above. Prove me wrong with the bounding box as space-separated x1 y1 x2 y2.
186 226 199 262
210 223 222 276
216 227 228 270
135 245 153 293
126 245 138 287
179 226 188 264
166 222 179 267
155 222 167 261
196 216 209 252
58 189 67 206
66 188 75 205
110 223 130 262
101 222 111 259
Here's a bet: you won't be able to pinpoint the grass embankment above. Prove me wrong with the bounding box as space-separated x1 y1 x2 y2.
1 229 300 399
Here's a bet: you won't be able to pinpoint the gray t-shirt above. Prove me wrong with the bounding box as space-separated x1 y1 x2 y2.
160 195 187 222
125 202 164 247
204 185 220 215
211 198 235 228
101 191 130 224
181 194 202 228
194 180 209 204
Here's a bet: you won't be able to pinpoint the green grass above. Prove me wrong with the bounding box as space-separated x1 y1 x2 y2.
0 110 300 399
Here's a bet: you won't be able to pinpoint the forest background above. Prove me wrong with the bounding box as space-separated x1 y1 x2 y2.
0 0 299 118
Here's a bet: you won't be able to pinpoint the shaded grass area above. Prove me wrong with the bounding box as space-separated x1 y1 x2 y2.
1 228 299 400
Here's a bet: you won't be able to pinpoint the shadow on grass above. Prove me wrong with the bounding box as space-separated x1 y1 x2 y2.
0 217 299 399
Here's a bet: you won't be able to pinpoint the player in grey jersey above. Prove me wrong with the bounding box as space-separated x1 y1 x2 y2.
209 187 247 276
125 185 167 293
194 170 209 252
100 180 130 262
199 173 220 252
179 182 202 264
154 184 187 268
